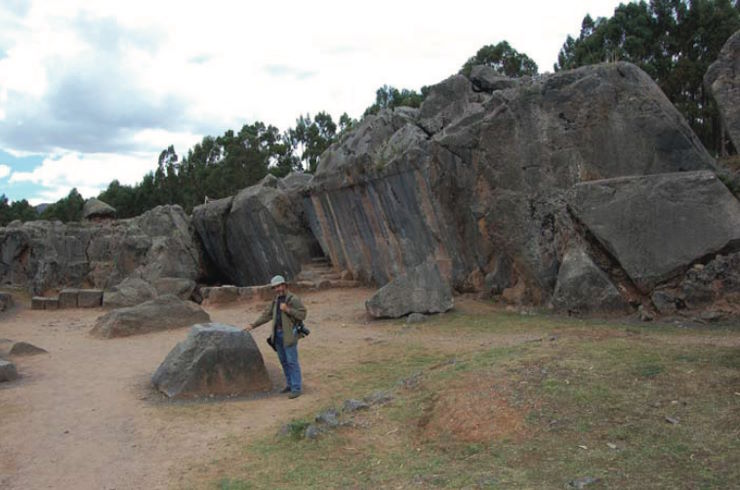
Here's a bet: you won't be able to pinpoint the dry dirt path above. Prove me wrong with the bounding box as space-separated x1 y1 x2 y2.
0 288 511 490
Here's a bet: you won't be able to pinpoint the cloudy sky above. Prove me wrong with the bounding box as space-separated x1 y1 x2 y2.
0 0 624 205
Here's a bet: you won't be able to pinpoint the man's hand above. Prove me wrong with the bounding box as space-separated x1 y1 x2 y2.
279 303 288 312
243 324 254 332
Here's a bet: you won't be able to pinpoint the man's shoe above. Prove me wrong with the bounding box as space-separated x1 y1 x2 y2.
280 386 290 393
288 391 302 399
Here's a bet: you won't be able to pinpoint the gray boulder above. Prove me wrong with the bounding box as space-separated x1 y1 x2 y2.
469 65 519 92
551 247 630 314
568 171 740 293
681 252 740 309
92 294 211 338
0 359 18 382
152 277 196 300
9 341 47 356
0 221 94 295
82 198 116 220
705 29 740 151
151 323 271 399
417 74 484 134
0 204 202 295
103 277 157 308
277 171 313 192
192 174 316 286
366 262 454 318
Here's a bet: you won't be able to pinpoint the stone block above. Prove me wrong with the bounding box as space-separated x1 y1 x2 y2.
58 289 79 308
78 289 103 308
31 296 45 310
0 292 13 311
44 298 59 310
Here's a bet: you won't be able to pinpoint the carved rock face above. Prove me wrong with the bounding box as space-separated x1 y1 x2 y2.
305 62 717 312
192 173 318 286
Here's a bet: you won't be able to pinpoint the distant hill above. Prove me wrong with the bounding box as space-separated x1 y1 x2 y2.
34 203 49 214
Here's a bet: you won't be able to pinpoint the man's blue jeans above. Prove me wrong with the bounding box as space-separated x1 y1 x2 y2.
274 329 302 393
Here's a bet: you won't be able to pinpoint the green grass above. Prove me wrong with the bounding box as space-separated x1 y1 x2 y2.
189 312 740 489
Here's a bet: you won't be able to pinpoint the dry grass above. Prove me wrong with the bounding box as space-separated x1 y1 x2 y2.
178 310 740 490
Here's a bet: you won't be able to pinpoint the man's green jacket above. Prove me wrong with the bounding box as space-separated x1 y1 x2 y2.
253 292 307 348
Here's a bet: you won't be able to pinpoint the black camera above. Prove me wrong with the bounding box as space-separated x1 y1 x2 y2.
296 321 310 337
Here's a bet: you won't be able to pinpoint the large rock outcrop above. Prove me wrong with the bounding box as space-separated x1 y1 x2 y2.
306 62 717 309
91 294 210 338
0 205 202 295
192 173 318 286
151 323 271 399
705 29 740 151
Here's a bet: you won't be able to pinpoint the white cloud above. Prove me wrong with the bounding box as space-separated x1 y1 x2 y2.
9 151 157 203
0 0 626 202
0 163 10 178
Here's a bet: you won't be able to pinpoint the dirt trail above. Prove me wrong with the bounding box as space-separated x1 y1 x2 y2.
0 288 498 489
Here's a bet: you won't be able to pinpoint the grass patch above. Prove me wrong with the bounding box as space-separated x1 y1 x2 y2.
187 311 740 489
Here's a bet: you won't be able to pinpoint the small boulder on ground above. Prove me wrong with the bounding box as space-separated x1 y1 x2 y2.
0 359 18 382
151 323 271 399
153 277 196 300
102 277 157 308
551 247 631 314
91 294 211 338
9 341 47 356
365 261 454 318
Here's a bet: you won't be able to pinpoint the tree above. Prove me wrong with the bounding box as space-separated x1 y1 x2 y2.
460 41 539 77
40 188 84 222
289 112 338 173
0 194 10 226
555 0 740 155
97 180 140 218
363 85 427 117
10 199 37 223
338 112 356 135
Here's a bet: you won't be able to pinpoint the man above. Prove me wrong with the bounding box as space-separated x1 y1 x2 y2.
244 275 307 399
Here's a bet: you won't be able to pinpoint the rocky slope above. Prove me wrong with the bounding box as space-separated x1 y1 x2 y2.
0 205 202 295
304 62 735 315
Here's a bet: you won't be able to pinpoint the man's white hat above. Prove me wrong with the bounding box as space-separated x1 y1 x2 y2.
270 275 286 288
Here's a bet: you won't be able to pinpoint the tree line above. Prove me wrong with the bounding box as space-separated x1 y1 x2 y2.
2 0 739 225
